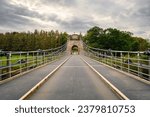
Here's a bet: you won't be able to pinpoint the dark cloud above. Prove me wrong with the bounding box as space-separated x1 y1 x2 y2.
129 0 150 19
123 0 150 36
0 0 34 30
0 0 149 38
60 16 97 32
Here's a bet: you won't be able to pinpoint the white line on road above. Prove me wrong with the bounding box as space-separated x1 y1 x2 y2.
19 56 71 100
80 56 129 100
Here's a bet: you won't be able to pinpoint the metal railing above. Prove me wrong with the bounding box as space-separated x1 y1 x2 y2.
83 42 150 81
0 43 67 81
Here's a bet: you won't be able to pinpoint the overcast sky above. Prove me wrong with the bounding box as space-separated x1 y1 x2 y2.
0 0 150 39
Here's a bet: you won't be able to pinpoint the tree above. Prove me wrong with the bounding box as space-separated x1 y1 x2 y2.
83 26 150 51
84 26 104 48
0 30 68 51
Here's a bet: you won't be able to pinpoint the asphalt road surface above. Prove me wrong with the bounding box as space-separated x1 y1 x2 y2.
28 55 120 100
82 56 150 100
1 55 149 100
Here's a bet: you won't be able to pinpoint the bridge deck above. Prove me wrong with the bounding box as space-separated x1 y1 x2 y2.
0 55 149 100
28 55 120 100
82 56 150 100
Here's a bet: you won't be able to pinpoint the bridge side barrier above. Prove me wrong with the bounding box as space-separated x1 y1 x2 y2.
83 42 150 81
0 43 67 81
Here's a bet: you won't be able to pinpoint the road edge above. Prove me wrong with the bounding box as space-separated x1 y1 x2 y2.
81 56 129 100
19 56 71 100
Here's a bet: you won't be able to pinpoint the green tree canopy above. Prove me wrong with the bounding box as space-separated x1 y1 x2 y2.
0 30 68 51
83 26 150 51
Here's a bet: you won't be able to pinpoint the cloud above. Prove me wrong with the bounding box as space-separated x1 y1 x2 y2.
0 0 149 39
42 0 77 7
0 0 37 31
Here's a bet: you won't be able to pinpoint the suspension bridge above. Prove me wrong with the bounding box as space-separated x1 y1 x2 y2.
0 34 150 100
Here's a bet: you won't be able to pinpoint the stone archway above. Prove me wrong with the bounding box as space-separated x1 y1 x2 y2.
71 45 79 54
67 34 83 55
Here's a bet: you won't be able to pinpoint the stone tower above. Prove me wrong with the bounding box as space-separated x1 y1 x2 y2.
67 34 83 55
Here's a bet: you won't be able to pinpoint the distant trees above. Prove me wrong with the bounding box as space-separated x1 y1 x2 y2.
83 26 150 51
0 30 68 51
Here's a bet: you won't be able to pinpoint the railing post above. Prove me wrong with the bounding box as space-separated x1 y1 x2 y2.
121 52 123 71
87 47 89 57
128 52 130 73
26 52 29 71
7 52 11 78
43 51 45 64
58 49 60 58
137 52 140 77
99 50 100 61
105 52 107 64
19 52 22 74
0 59 2 80
148 55 150 81
115 52 117 67
111 51 113 67
49 50 52 62
52 49 54 61
36 52 38 67
54 51 56 60
45 51 47 63
95 51 97 59
32 52 35 67
60 47 62 56
102 51 103 63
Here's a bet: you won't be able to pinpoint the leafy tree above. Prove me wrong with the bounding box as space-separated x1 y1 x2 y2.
84 26 104 48
83 26 150 51
0 30 68 51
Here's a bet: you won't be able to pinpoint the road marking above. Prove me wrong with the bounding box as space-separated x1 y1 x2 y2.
19 56 71 100
81 56 129 100
63 66 87 68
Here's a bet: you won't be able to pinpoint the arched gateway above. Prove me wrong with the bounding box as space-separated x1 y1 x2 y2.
67 34 83 55
71 45 79 54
